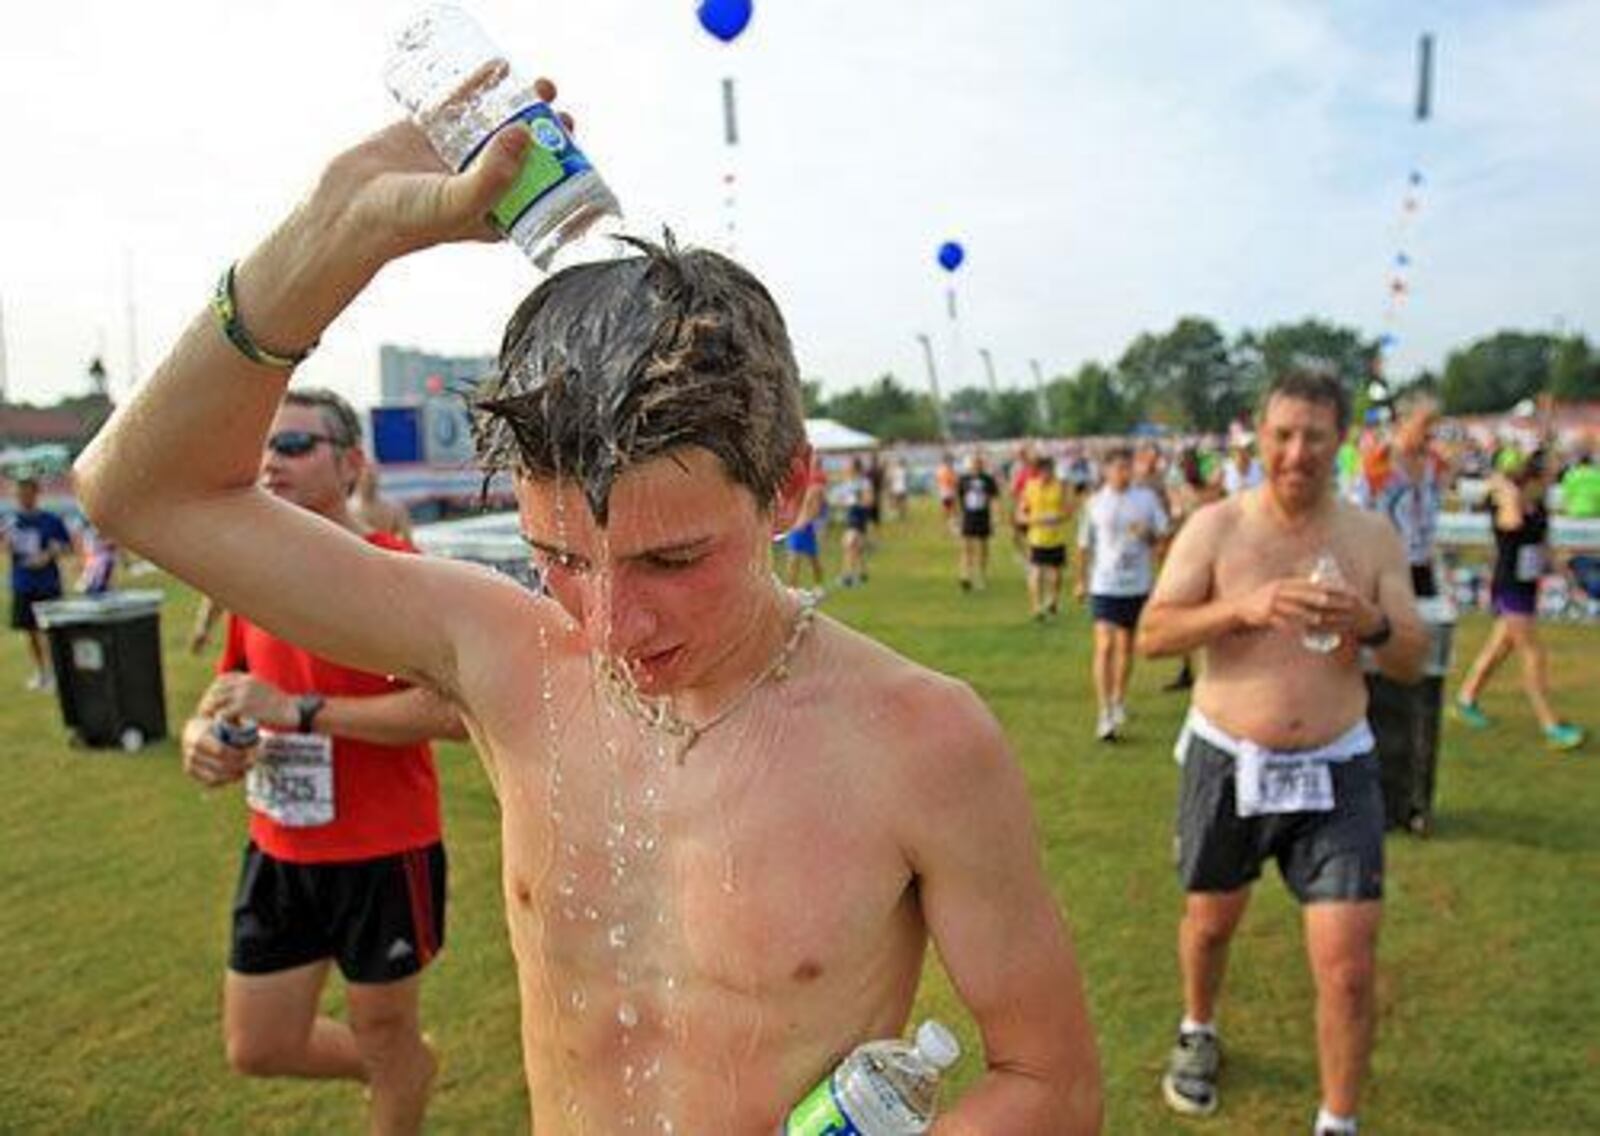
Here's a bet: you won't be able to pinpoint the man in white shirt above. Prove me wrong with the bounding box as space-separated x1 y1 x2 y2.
1222 438 1264 497
1076 447 1169 740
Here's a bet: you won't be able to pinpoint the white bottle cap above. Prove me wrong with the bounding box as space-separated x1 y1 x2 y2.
914 1020 961 1070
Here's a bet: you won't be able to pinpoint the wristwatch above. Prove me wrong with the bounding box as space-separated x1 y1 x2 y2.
295 694 326 734
1358 613 1393 649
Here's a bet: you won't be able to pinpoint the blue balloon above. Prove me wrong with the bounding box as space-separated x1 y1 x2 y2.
937 240 965 272
698 0 752 43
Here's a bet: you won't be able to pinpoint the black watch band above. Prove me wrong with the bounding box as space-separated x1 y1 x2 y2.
296 694 326 734
1358 613 1393 649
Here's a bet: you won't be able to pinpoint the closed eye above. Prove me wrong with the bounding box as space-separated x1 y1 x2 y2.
642 552 703 571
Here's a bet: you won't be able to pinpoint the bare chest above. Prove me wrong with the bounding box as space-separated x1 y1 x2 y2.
1212 521 1377 601
482 680 919 1000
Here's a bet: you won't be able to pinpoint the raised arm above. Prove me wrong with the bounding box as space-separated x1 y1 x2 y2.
903 682 1102 1134
73 114 538 687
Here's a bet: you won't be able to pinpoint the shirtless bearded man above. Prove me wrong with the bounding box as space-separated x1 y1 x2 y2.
1137 370 1427 1136
75 95 1101 1132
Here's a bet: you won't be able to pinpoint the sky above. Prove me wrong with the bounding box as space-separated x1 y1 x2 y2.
1 0 1597 412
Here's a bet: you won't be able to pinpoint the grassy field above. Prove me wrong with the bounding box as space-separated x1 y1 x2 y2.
1 504 1596 1134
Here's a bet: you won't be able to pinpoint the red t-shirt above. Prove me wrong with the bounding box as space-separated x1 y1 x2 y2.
218 531 442 864
1011 466 1040 511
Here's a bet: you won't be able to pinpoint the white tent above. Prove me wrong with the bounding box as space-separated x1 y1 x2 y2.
805 417 878 452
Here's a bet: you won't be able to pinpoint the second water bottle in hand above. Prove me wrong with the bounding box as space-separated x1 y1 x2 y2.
781 1020 962 1135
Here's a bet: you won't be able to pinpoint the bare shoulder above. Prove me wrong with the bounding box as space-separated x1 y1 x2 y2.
1182 495 1239 542
1338 499 1405 559
411 555 573 692
1164 495 1238 564
811 615 1012 789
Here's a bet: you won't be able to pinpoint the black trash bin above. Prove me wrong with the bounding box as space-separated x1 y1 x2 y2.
34 589 168 751
1366 596 1456 834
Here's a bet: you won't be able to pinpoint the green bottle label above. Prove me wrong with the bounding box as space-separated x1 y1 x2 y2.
783 1074 863 1135
458 102 597 233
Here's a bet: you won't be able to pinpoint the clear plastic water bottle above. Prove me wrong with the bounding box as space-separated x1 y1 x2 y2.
1301 552 1344 654
213 717 260 749
781 1020 961 1135
383 4 621 269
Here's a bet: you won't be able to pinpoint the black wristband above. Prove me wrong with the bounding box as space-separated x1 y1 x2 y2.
296 694 326 734
1358 613 1393 649
211 263 318 370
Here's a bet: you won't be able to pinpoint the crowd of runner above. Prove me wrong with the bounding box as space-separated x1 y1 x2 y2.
783 403 1599 756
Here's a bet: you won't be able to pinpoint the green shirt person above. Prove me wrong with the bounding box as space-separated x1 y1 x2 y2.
1559 461 1600 518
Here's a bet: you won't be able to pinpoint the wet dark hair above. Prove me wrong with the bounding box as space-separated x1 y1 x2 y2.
1258 368 1351 436
1104 445 1134 464
284 387 362 449
474 235 805 524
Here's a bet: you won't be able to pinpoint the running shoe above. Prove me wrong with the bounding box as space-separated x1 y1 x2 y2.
1161 1029 1221 1117
1111 702 1128 730
1453 699 1491 729
1544 722 1585 751
1096 710 1117 743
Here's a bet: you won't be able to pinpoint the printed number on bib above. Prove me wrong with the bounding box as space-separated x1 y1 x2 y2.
1237 754 1334 817
1515 544 1547 583
246 732 334 828
1113 548 1143 590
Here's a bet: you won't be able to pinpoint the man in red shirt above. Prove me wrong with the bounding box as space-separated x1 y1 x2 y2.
180 389 463 1135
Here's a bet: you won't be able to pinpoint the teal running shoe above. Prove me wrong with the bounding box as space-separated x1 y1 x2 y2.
1454 700 1492 729
1544 723 1585 751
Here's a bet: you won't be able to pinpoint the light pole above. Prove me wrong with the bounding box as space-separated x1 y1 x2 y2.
1029 358 1051 434
916 333 952 442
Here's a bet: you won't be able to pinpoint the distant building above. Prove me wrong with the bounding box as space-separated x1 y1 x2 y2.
379 345 496 405
0 405 86 450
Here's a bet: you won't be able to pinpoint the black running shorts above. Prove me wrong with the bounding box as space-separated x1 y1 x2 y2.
1175 731 1384 903
229 841 447 983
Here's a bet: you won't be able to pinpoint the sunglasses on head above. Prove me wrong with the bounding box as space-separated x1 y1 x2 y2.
266 430 341 458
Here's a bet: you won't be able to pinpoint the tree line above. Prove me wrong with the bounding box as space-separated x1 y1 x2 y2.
806 319 1600 442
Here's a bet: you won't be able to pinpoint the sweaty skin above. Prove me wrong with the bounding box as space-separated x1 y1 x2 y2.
451 453 1092 1130
73 111 1101 1132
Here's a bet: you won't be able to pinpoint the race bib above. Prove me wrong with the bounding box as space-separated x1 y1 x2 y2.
963 485 988 511
1515 544 1546 583
246 731 335 828
1235 750 1335 818
11 529 41 558
1112 547 1144 591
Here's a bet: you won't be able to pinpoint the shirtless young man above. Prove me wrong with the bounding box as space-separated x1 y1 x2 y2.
75 100 1100 1132
1136 370 1427 1136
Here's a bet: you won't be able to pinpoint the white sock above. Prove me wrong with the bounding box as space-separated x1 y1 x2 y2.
1179 1016 1215 1038
1315 1106 1357 1134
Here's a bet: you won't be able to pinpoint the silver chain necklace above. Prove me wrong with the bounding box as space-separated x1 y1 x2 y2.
596 590 818 764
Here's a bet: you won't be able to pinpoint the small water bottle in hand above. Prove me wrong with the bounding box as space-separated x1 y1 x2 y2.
384 4 621 269
1301 552 1345 654
212 717 260 749
781 1020 961 1135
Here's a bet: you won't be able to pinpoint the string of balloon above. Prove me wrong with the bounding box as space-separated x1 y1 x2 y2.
1373 32 1435 406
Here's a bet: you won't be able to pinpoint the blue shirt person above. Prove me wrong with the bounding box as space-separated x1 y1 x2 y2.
5 477 72 690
